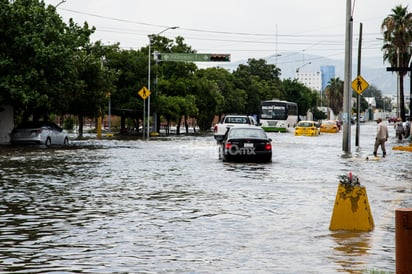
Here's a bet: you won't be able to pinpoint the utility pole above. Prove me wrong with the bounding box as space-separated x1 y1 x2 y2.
342 0 353 154
355 23 363 147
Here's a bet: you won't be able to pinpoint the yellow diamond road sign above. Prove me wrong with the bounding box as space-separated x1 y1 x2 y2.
138 86 151 100
351 75 369 95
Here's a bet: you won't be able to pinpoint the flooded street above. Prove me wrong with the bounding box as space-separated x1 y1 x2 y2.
0 122 411 273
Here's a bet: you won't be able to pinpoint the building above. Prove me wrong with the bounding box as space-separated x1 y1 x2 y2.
295 71 322 91
320 65 335 91
295 65 335 93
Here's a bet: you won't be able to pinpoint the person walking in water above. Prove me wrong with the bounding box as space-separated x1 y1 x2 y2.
374 118 389 157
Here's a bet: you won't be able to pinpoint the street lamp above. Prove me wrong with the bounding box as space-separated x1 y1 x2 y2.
147 26 179 139
54 0 66 7
295 62 311 73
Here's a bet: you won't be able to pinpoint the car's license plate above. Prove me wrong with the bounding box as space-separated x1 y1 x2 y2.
244 143 254 148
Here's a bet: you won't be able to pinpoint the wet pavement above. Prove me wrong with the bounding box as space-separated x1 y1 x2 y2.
0 122 411 273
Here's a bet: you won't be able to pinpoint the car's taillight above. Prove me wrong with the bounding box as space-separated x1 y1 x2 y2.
31 129 42 134
264 143 272 150
213 125 218 133
225 143 232 149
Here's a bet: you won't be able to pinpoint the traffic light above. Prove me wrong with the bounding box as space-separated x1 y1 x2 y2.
209 54 231 62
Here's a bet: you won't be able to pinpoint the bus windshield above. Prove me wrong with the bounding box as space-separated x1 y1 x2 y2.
261 105 287 120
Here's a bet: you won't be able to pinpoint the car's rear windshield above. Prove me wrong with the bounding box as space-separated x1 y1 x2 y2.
298 122 315 127
16 121 48 129
229 128 267 139
225 117 249 124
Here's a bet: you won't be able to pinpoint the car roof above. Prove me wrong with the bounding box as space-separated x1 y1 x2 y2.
16 121 56 129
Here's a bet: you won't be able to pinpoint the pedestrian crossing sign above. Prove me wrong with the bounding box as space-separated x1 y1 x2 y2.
351 75 369 95
138 86 151 100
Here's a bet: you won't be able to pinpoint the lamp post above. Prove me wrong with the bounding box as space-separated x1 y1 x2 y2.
147 26 179 139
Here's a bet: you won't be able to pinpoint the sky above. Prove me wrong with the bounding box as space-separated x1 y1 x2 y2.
44 0 411 72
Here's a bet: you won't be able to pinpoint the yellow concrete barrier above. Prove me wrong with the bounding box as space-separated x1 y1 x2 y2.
393 143 412 152
329 173 374 231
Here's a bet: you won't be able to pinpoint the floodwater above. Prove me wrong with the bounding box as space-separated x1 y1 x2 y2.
0 122 411 273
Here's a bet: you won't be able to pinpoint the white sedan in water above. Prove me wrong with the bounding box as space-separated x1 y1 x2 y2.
10 121 69 146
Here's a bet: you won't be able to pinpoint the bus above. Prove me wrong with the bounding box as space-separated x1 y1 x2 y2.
259 100 298 132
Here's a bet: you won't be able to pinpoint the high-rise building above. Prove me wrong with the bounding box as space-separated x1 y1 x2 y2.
320 66 335 91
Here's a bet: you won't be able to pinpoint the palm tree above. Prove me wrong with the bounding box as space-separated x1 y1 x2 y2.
324 77 344 115
381 5 412 121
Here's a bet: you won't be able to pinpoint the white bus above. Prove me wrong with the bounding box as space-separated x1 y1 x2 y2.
260 100 298 132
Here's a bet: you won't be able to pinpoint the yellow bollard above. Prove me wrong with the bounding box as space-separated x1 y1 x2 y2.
97 116 102 139
329 173 374 231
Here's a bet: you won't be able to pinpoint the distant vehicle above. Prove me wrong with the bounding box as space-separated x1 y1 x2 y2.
218 126 272 163
259 100 298 132
388 117 398 123
10 121 69 146
352 115 365 123
213 114 259 143
294 120 320 136
320 120 339 133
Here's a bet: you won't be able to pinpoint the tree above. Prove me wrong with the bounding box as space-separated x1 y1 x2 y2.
362 84 383 109
105 47 146 134
281 79 318 117
381 5 412 121
0 0 104 131
196 67 245 118
233 58 282 115
324 77 344 115
68 42 118 138
191 77 221 131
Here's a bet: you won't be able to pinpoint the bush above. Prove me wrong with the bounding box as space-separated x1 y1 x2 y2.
63 117 74 130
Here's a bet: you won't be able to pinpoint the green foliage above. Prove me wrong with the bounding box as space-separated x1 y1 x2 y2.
325 77 344 115
381 5 412 121
63 116 74 130
281 79 318 116
232 58 282 115
312 107 327 120
0 0 101 124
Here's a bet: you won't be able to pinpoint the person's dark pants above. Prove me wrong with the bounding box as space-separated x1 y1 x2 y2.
374 138 386 156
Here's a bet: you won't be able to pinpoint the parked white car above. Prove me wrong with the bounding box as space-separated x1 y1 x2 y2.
10 121 69 146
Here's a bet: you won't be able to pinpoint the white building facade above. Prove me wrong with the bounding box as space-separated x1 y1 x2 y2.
295 71 322 91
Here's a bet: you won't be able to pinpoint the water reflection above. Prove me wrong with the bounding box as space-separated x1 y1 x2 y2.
330 231 371 272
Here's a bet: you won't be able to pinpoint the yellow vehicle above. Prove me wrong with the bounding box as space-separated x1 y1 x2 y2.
294 120 320 136
320 120 339 133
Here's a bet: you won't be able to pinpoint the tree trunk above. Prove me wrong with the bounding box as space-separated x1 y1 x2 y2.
120 115 126 135
176 119 181 135
184 116 189 134
77 114 84 139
